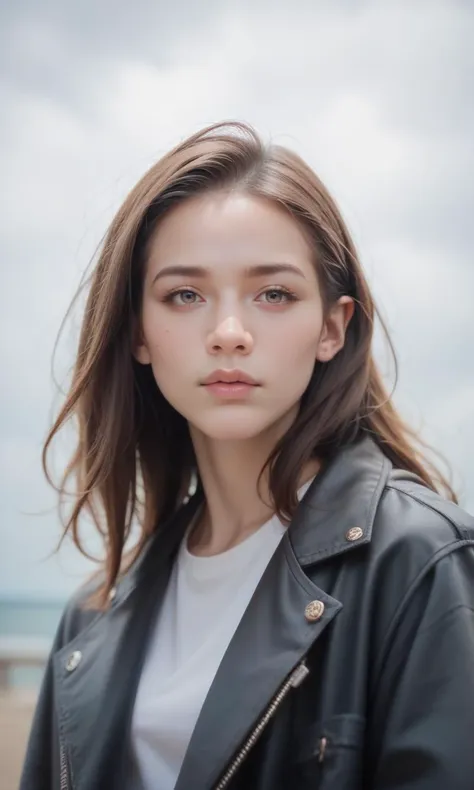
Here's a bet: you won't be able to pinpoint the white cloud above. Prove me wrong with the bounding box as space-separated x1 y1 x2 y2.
366 239 474 334
1 0 472 597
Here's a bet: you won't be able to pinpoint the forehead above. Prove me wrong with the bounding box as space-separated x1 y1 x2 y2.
146 191 315 275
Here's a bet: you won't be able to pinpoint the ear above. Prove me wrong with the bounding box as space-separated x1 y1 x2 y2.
132 318 152 365
316 296 354 362
134 343 151 365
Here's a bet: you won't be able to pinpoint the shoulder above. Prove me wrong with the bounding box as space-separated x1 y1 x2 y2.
53 575 106 650
365 472 474 693
52 499 199 649
373 469 474 562
366 470 474 648
369 468 474 594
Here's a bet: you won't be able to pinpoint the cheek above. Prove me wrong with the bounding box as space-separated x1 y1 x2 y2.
268 313 322 363
142 312 187 363
265 318 321 406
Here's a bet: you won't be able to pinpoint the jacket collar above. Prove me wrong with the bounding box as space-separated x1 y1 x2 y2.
117 435 392 605
289 436 391 566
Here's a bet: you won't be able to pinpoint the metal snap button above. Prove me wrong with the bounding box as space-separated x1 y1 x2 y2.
66 650 82 672
346 526 364 542
305 600 325 622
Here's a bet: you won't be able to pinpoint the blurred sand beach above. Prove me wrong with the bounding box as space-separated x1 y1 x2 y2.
0 691 35 790
0 604 60 789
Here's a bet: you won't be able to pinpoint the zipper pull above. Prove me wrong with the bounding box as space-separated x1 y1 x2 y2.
289 661 310 688
318 736 327 763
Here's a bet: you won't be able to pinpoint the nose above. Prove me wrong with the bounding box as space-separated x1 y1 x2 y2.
206 316 254 356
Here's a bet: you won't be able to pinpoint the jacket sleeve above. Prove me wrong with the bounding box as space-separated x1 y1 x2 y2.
370 544 474 789
19 591 96 790
18 613 66 790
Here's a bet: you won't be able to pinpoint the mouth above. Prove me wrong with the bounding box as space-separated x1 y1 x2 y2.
201 369 260 398
201 369 259 386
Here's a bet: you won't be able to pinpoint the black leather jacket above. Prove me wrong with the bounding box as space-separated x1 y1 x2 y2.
20 437 474 790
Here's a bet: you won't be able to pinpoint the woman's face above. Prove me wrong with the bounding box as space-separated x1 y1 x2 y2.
136 191 353 441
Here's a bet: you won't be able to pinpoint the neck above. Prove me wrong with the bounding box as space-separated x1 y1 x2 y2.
188 420 320 556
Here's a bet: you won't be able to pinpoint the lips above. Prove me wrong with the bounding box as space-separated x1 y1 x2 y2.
202 369 259 386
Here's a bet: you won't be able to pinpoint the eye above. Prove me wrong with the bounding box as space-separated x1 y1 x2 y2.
165 288 203 306
257 287 298 305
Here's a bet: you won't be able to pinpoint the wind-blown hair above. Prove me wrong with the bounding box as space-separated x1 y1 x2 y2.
43 121 456 608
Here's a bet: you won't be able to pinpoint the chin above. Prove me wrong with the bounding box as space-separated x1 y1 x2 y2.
192 411 279 442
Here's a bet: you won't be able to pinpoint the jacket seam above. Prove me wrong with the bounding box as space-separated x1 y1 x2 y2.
371 537 474 698
415 602 474 636
385 483 469 539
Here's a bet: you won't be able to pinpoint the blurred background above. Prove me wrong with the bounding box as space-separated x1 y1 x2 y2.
0 0 473 785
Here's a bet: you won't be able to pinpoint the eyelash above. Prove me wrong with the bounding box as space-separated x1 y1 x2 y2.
162 286 299 306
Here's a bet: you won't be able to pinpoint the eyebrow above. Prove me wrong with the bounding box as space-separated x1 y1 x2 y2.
151 263 307 284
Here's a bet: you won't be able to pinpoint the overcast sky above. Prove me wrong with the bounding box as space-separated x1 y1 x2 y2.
1 0 473 600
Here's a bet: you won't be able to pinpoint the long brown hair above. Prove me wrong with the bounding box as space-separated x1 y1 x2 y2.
43 121 456 608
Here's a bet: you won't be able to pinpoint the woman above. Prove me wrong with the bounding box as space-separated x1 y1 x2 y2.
21 122 474 790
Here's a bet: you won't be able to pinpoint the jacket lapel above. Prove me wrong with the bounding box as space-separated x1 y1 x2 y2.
174 535 342 790
174 438 391 790
52 437 391 790
290 436 390 567
52 498 198 790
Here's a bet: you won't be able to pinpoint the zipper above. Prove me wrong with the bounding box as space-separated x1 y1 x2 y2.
60 743 71 790
214 660 310 790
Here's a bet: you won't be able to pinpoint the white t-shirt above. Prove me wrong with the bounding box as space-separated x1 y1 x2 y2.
128 488 310 790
